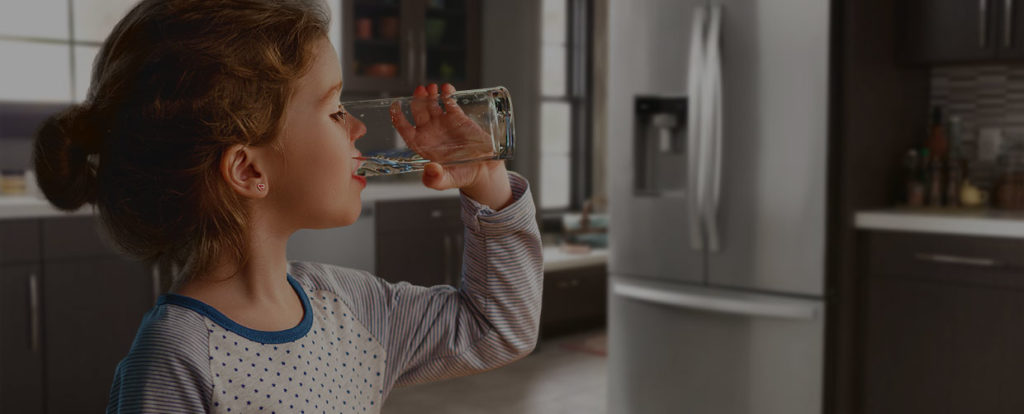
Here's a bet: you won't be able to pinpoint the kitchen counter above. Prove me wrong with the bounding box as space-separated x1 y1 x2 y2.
0 182 460 221
542 246 608 272
855 208 1024 239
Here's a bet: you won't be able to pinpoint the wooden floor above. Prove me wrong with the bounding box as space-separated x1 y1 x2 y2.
381 329 608 414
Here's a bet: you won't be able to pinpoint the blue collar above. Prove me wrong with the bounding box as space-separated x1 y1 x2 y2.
158 274 313 344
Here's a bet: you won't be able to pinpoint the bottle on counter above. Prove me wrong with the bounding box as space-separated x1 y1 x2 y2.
903 148 925 206
927 107 949 160
927 156 944 207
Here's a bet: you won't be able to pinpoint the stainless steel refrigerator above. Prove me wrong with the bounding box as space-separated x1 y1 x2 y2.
605 0 830 413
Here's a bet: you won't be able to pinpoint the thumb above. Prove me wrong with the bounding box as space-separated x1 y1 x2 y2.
422 163 453 190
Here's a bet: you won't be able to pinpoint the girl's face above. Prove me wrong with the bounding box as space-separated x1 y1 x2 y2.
270 36 367 230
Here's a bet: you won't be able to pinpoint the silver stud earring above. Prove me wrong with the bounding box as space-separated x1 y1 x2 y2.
257 183 266 192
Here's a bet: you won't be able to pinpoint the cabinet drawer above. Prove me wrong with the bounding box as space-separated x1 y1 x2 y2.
542 265 607 324
376 197 463 233
42 217 121 260
865 231 1024 288
0 220 40 265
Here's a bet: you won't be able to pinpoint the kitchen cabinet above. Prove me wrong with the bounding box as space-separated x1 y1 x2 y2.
0 216 153 413
375 197 464 287
341 0 480 95
42 258 151 414
901 0 1024 63
0 0 69 40
40 216 153 414
862 230 1024 413
540 264 606 338
0 220 43 414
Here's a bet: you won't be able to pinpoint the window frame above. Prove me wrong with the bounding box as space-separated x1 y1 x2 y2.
539 0 593 215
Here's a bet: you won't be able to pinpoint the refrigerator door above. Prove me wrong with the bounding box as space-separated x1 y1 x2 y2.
606 0 708 284
704 0 830 295
608 276 824 414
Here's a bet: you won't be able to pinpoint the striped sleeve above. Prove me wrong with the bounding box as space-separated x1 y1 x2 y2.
293 171 543 398
106 305 213 413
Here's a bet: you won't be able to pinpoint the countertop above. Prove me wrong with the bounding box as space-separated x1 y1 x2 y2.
855 207 1024 239
542 246 608 272
0 181 461 221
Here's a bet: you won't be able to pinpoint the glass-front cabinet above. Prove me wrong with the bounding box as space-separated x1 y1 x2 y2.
342 0 480 96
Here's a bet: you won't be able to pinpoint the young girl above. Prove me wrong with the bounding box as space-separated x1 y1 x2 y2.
33 0 542 412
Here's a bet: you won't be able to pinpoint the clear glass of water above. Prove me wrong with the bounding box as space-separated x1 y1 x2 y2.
343 86 515 177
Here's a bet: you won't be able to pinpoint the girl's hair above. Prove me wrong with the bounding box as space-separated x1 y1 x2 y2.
33 0 330 283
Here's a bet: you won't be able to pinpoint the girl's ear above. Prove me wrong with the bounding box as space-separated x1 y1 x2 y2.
220 144 268 198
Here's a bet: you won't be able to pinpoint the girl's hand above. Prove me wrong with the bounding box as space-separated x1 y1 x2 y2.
391 83 512 210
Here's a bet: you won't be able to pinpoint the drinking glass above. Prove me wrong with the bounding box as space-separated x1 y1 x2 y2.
343 86 515 177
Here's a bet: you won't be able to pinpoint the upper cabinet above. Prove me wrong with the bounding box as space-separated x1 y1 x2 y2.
901 0 1024 64
342 0 480 96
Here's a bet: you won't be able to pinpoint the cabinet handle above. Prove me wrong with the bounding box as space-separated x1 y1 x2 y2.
982 0 990 47
454 232 463 288
1006 0 1015 47
914 253 1001 268
151 264 161 306
443 234 453 285
28 273 40 353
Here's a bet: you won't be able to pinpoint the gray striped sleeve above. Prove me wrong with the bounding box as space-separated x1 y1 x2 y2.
106 305 213 413
293 171 543 399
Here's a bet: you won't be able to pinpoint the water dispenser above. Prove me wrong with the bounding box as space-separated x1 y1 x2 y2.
634 96 687 196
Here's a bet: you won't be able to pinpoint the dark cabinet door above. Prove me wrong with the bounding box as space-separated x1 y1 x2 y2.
421 0 481 90
540 264 607 338
376 197 463 287
865 276 1024 413
344 0 419 94
42 258 152 414
0 264 44 414
901 0 998 63
997 0 1024 58
863 231 1024 413
342 0 480 95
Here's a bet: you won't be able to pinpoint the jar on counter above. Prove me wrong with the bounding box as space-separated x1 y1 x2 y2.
0 169 27 195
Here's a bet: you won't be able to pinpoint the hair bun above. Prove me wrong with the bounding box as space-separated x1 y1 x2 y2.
32 105 101 211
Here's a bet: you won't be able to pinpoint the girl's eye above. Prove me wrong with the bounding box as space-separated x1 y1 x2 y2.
330 104 348 123
330 109 347 123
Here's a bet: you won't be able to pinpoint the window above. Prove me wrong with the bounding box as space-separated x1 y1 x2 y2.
539 0 591 211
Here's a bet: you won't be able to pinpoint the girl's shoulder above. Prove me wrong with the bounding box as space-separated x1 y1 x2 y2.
126 303 213 363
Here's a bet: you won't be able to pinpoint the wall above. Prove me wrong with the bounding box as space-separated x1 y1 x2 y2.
480 0 541 204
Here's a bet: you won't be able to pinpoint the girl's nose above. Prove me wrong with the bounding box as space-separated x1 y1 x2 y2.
349 117 367 141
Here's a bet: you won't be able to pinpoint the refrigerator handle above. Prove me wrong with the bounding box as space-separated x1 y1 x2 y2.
703 5 723 253
686 5 707 250
612 280 822 321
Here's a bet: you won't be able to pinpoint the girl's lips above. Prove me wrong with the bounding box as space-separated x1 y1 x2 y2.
353 174 367 187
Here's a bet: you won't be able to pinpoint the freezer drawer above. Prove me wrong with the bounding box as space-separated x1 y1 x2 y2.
607 276 824 414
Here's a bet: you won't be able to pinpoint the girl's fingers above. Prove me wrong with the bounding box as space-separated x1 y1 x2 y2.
440 83 465 116
421 162 452 190
410 89 432 126
389 101 415 138
426 83 443 118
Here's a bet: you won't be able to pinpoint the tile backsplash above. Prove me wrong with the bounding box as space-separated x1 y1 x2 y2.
931 65 1024 142
930 65 1024 186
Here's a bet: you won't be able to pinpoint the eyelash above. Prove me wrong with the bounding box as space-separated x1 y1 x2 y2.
330 106 347 123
